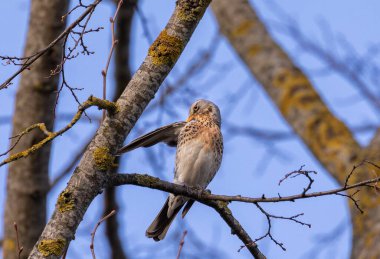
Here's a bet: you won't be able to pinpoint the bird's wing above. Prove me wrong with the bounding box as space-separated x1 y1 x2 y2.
117 121 186 154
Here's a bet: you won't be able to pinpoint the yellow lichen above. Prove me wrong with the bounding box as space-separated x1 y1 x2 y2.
272 69 316 115
136 175 159 186
216 201 232 215
176 0 209 22
57 189 75 213
93 147 115 171
364 231 375 248
0 96 118 168
88 96 118 114
2 132 58 166
148 30 183 66
37 239 66 257
3 239 16 251
247 44 262 56
231 20 255 37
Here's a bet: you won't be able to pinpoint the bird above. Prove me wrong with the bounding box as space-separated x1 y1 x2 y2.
117 99 223 241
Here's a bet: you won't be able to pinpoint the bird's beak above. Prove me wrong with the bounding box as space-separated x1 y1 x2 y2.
186 114 194 122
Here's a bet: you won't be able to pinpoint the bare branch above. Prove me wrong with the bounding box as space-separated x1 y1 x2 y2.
0 96 117 167
90 210 116 259
109 160 380 256
252 204 310 251
14 222 24 259
101 0 123 120
176 230 188 259
110 162 380 205
279 165 317 196
0 0 103 90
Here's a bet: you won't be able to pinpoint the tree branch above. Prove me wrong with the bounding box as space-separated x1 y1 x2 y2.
109 161 380 257
109 164 380 208
28 1 213 258
211 0 363 185
0 0 102 90
0 96 117 167
110 173 265 258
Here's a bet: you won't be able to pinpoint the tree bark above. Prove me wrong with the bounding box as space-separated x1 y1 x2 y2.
3 1 68 258
28 1 214 258
211 0 380 258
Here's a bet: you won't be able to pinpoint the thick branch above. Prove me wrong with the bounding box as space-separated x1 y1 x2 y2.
28 1 212 258
211 0 363 185
211 3 380 257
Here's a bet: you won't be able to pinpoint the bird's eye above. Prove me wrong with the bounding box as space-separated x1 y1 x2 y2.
193 105 199 113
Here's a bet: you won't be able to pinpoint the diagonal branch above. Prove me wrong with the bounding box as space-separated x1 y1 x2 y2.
28 1 213 258
211 0 363 185
0 96 117 167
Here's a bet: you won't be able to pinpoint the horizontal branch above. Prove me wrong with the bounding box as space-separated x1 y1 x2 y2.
110 173 265 258
0 96 117 167
110 162 380 255
110 170 380 205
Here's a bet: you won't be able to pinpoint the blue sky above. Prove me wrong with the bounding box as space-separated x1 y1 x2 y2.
1 0 380 258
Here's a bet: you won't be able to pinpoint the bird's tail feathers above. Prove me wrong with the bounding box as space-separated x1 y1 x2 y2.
181 199 195 218
146 198 183 241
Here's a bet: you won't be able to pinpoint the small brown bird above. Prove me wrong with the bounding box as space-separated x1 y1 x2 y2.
117 99 223 241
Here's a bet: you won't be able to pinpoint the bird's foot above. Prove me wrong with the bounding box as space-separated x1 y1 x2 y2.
192 185 205 199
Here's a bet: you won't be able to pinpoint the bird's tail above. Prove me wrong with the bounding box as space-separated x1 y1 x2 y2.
146 198 184 241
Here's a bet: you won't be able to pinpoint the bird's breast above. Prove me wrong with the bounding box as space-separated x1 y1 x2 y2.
174 124 223 188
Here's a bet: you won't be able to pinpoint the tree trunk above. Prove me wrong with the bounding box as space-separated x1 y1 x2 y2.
3 1 68 258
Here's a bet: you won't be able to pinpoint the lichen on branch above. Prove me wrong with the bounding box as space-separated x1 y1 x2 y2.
148 30 184 66
0 96 117 167
37 239 66 257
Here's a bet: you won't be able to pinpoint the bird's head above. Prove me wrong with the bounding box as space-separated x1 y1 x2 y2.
186 99 221 127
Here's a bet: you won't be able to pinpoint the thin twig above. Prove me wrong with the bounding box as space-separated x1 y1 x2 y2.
279 165 317 196
0 96 117 167
13 222 23 259
176 230 188 259
252 203 310 251
109 161 380 253
102 0 123 120
110 161 380 205
0 0 103 90
90 210 116 259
